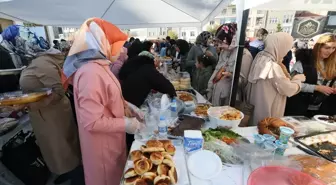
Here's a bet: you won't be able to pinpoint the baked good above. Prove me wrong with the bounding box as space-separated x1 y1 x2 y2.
162 153 173 161
159 140 172 147
258 117 294 138
150 152 164 165
154 175 171 185
162 159 175 168
131 150 144 161
124 168 137 178
149 165 158 173
134 179 151 185
141 145 165 153
290 155 336 184
168 167 178 185
124 176 141 185
146 140 164 148
157 164 170 176
134 159 151 175
164 144 176 156
142 172 157 181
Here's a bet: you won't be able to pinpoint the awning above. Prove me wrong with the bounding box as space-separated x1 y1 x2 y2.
0 0 233 28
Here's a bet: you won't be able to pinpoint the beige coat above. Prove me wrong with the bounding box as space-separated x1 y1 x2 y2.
247 33 301 125
20 50 81 174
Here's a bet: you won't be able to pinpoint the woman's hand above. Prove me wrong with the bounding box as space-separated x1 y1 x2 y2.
316 85 334 96
124 117 145 134
292 74 306 82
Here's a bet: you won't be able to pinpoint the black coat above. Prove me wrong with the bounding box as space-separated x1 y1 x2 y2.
119 56 176 107
0 45 20 93
285 49 336 116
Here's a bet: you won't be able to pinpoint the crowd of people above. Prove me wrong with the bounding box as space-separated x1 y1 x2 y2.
0 17 335 185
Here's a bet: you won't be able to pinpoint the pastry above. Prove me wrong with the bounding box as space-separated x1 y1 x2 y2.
162 153 173 161
134 159 151 175
134 179 150 185
162 159 175 168
159 140 172 147
168 167 178 185
146 140 164 148
124 176 141 185
141 145 165 153
124 168 137 178
157 164 170 176
150 152 164 165
154 175 171 185
164 144 176 156
258 117 294 138
131 150 144 161
149 165 158 173
142 172 157 181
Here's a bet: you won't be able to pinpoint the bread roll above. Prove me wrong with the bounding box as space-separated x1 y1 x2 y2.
142 172 157 181
150 152 164 165
124 176 140 185
131 150 144 161
134 179 150 185
157 164 170 176
162 153 173 161
164 144 176 156
149 165 158 173
169 167 178 184
154 175 171 185
162 159 175 168
258 117 294 138
141 145 165 153
146 140 164 148
134 159 151 175
124 168 137 178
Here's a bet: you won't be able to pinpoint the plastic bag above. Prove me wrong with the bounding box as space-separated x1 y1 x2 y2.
203 139 242 164
232 142 302 171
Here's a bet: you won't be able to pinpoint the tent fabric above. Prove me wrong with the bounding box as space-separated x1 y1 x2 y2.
244 0 336 11
0 0 233 28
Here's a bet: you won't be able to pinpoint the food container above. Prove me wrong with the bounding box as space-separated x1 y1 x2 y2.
275 140 288 156
184 130 203 153
263 134 276 142
279 126 295 144
207 106 244 129
0 88 52 106
253 134 265 148
264 141 277 154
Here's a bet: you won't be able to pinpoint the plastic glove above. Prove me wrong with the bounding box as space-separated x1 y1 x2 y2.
125 101 144 122
125 117 142 134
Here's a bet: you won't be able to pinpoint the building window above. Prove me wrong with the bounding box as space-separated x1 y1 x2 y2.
283 27 291 33
232 8 236 14
162 31 166 35
182 32 186 37
210 21 215 25
222 9 227 15
256 17 264 26
190 31 195 37
269 18 278 24
257 10 263 14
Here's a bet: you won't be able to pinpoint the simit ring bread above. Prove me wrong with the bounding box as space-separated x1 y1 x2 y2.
150 152 164 165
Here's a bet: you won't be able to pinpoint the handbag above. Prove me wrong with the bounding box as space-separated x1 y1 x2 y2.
234 82 254 127
309 78 335 106
1 131 50 185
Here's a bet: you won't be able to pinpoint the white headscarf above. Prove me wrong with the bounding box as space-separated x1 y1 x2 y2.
248 32 293 83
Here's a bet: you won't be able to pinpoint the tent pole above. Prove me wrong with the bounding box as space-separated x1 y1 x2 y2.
229 9 250 107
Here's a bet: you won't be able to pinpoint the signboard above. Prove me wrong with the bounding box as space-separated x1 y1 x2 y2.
323 11 336 33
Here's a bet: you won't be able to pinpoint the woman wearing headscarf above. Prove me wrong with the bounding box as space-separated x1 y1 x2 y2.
63 18 143 185
247 32 305 125
19 48 83 185
175 39 190 71
207 23 253 105
186 31 218 75
285 33 336 117
249 28 268 59
127 39 143 59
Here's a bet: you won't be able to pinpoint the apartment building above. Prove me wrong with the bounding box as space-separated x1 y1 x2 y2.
246 10 268 37
265 10 296 34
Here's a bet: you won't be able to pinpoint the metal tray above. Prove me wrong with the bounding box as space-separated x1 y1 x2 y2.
0 88 52 106
294 130 336 163
120 138 191 185
0 66 26 76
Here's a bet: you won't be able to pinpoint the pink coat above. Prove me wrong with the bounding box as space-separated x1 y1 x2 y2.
73 60 126 185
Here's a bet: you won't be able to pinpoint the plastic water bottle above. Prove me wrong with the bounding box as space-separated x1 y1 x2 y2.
170 98 178 119
158 116 167 138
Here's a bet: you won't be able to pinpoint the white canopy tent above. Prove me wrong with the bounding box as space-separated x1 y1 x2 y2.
229 0 336 105
0 0 233 29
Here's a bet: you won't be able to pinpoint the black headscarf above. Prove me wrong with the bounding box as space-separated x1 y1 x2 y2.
128 41 143 59
119 56 155 81
215 23 237 45
176 39 189 55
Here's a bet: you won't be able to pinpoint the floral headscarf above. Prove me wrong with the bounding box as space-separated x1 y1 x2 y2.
63 18 127 79
215 23 237 45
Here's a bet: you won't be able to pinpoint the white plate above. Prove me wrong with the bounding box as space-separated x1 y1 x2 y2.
187 150 222 180
314 115 336 126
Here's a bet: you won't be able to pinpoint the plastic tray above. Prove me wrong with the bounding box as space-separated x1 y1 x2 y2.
294 130 336 163
0 88 52 106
